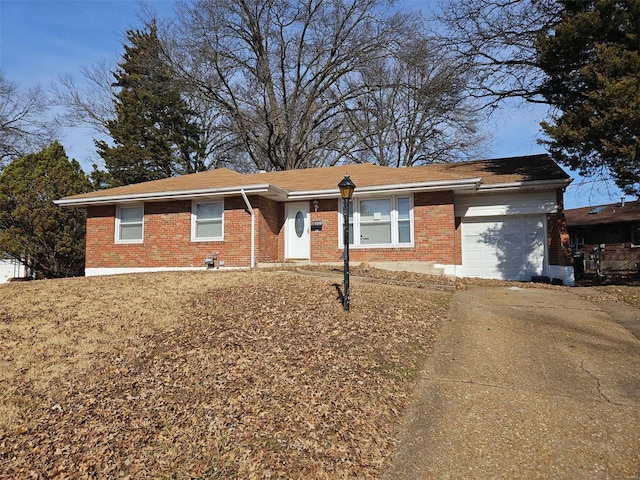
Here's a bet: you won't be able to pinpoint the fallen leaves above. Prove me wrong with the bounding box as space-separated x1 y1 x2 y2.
0 270 449 478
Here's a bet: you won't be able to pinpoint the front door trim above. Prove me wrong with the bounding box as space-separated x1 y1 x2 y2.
285 202 311 259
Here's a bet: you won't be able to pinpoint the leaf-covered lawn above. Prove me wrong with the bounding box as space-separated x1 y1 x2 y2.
0 270 450 478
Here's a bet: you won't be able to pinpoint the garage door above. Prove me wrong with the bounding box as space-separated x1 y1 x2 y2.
462 215 546 281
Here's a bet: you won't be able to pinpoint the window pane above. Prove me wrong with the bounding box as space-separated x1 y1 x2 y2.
196 202 223 220
120 223 142 241
361 222 391 244
398 221 411 244
398 197 410 221
360 199 391 222
120 206 143 223
340 196 413 247
118 206 143 241
196 220 222 238
194 202 223 239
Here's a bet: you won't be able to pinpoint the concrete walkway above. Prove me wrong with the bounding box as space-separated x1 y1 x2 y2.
383 286 640 479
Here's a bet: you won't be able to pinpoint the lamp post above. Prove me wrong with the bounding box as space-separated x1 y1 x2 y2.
338 175 356 311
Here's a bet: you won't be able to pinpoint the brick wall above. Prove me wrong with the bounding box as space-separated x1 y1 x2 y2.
86 205 116 268
413 191 458 264
255 196 284 263
305 192 459 264
86 192 461 270
547 188 572 267
309 199 341 263
86 189 568 271
86 198 254 269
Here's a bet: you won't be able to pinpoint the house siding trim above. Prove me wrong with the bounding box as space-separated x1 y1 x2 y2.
455 191 559 217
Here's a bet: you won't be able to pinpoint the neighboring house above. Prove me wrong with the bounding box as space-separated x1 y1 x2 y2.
565 199 640 248
56 154 575 284
565 199 640 271
0 254 26 284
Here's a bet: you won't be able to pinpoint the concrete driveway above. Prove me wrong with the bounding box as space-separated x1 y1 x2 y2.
383 285 640 479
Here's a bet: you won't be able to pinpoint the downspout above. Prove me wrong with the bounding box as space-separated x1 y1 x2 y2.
240 189 256 268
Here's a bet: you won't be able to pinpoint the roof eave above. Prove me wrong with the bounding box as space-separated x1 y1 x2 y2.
55 176 569 207
286 178 483 200
55 184 288 207
477 178 572 192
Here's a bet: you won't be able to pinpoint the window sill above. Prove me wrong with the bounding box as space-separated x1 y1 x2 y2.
339 244 415 249
191 238 224 243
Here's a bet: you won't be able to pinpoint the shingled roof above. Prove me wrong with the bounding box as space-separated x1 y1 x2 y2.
565 199 640 227
57 154 570 207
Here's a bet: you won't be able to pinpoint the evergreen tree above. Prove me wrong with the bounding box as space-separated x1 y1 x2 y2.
96 21 203 187
538 0 640 195
0 142 91 278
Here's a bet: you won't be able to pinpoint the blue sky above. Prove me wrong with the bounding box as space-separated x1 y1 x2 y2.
0 0 626 209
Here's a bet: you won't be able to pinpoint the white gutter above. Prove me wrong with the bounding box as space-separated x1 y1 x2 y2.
477 178 572 192
285 177 483 200
54 184 288 207
56 177 484 206
240 189 256 268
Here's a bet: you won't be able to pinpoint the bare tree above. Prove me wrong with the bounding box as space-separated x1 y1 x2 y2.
344 35 484 166
434 0 561 109
169 0 421 171
434 0 638 200
54 59 242 173
54 1 488 176
53 61 115 137
53 28 244 174
183 87 251 171
0 71 57 168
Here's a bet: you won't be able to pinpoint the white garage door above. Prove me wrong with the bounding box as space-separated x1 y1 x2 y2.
462 215 546 281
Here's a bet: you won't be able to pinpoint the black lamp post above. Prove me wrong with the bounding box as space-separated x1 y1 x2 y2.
338 175 356 311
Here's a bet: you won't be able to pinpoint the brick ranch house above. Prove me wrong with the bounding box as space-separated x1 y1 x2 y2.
56 154 575 285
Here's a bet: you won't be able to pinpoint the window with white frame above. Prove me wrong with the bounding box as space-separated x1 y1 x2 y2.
339 196 413 247
192 200 224 241
116 205 144 243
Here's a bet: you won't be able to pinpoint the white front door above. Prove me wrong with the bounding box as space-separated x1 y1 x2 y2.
285 202 311 259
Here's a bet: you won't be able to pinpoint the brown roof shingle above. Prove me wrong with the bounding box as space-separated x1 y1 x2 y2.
59 154 569 205
565 200 640 227
243 154 569 191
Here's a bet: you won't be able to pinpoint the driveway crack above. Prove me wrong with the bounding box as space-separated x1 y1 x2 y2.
580 358 612 403
423 377 585 401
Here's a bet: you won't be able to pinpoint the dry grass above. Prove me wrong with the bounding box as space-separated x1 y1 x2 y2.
0 270 450 478
594 284 640 309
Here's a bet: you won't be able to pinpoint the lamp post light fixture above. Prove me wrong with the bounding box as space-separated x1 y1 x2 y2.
338 175 356 311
